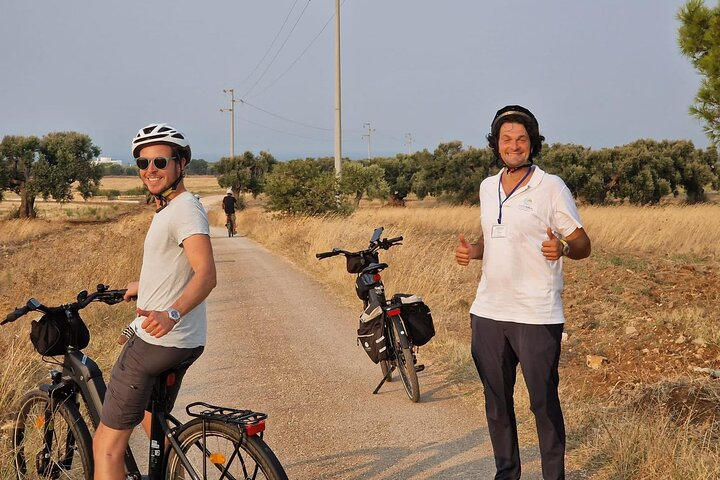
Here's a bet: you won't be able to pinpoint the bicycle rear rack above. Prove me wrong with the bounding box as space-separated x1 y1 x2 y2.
186 401 267 426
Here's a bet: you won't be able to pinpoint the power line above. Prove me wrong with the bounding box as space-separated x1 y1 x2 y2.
238 115 331 142
240 98 333 131
239 0 301 86
248 0 349 100
242 0 313 98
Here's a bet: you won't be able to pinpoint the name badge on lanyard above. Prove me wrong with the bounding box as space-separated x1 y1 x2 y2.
491 224 507 238
496 167 532 238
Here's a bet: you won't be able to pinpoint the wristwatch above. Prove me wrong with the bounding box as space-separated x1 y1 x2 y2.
166 308 181 323
559 239 570 257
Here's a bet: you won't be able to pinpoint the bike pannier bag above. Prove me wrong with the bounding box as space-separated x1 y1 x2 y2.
346 252 379 274
357 304 388 363
393 294 435 346
30 311 90 356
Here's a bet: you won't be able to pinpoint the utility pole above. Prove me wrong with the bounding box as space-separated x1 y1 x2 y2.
220 88 236 158
404 133 414 154
334 0 342 178
362 122 375 160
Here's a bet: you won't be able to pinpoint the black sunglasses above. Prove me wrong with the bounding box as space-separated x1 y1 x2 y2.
135 156 177 170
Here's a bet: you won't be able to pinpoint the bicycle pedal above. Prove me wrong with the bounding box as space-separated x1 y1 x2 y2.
415 364 425 373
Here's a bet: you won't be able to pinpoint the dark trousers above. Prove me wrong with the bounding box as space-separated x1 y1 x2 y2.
471 314 565 480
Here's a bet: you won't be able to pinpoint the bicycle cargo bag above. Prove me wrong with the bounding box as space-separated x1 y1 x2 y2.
346 252 379 274
393 294 435 346
30 311 90 356
357 303 388 363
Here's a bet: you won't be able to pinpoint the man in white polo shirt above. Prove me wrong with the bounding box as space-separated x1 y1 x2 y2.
455 105 591 480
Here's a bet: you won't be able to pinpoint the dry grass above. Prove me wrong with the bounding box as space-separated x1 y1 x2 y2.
228 203 720 479
0 209 149 475
1 200 719 478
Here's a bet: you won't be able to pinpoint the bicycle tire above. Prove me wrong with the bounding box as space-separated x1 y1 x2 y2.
390 317 420 402
13 389 93 480
165 418 288 480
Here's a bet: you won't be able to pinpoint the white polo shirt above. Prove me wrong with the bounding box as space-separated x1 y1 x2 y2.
469 166 583 325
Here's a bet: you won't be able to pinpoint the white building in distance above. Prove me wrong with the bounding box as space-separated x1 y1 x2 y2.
93 156 122 166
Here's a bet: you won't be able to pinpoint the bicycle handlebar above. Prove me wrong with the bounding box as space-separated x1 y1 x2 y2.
2 285 128 325
315 234 404 261
2 305 30 325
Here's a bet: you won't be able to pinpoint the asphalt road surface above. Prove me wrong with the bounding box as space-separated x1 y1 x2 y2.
163 222 544 479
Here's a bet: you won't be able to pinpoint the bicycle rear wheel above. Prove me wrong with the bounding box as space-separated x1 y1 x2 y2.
165 418 287 480
227 217 234 237
13 389 93 480
390 317 420 402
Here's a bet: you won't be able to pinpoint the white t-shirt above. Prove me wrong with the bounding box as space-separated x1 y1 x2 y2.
131 191 210 348
469 166 583 325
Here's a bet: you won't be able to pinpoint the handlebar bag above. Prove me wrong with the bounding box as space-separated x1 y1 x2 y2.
31 311 90 356
346 252 378 274
357 303 388 363
393 294 435 346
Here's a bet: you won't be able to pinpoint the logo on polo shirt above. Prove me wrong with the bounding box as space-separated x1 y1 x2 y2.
518 197 534 212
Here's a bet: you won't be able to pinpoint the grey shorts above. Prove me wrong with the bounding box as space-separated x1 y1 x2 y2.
101 335 204 430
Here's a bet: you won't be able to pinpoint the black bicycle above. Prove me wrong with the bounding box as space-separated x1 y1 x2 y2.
316 227 434 403
2 284 288 480
226 214 235 238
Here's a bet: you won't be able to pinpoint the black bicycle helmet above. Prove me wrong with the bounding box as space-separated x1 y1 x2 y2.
486 105 544 166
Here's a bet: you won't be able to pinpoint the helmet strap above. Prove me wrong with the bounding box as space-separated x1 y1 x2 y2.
153 161 185 213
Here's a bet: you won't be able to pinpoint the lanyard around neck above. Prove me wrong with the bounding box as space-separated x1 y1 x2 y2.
497 167 532 224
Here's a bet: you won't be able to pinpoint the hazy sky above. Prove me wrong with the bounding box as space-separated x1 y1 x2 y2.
0 0 711 162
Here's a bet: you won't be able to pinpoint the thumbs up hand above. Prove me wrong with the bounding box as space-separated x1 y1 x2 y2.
541 227 563 261
455 233 472 266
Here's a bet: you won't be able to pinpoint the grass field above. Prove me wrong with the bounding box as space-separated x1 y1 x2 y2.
1 194 719 479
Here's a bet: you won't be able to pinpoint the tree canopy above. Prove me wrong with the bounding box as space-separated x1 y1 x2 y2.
0 131 101 217
215 151 276 197
678 0 720 146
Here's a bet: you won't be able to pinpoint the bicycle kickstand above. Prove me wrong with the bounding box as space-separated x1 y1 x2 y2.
372 365 395 394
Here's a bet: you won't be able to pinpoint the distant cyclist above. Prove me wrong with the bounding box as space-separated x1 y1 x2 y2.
223 189 239 235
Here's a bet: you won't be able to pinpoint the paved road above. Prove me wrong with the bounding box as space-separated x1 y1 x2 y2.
166 224 546 479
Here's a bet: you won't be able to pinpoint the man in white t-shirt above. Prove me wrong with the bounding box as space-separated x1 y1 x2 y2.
455 106 591 480
93 123 217 479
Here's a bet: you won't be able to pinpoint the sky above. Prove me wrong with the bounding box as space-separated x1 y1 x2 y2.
0 0 712 163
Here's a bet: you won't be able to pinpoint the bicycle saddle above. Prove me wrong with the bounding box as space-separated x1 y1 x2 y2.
361 262 388 274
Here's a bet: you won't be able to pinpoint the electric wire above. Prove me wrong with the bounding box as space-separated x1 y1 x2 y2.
240 99 333 131
242 0 313 98
239 115 331 143
248 0 349 100
239 0 301 86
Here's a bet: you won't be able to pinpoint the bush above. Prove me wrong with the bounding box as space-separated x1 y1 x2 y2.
97 189 121 200
264 159 350 215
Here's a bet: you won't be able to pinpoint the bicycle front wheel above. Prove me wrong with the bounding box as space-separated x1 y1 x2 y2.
165 419 287 480
390 317 420 402
13 389 93 480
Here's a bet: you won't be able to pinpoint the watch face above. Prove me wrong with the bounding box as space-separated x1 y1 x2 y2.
168 309 181 321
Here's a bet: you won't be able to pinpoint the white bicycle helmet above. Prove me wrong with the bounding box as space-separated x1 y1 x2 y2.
131 123 191 162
